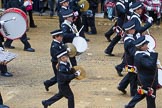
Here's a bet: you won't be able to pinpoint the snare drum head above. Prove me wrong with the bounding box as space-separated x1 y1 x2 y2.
158 68 162 86
0 8 27 40
145 35 156 50
72 36 88 53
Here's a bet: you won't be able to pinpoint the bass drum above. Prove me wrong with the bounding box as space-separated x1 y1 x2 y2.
145 35 156 51
0 8 28 40
72 36 88 54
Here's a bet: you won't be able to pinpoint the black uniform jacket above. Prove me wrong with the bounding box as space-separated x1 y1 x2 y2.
124 34 136 65
57 61 76 85
50 40 65 62
134 51 158 88
61 20 76 43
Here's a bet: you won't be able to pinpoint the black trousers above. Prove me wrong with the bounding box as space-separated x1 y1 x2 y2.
4 33 31 49
27 10 36 27
45 62 58 87
105 24 115 38
82 14 97 33
0 92 3 105
69 57 77 67
126 89 156 108
45 84 74 108
0 65 7 73
118 73 137 96
105 35 121 54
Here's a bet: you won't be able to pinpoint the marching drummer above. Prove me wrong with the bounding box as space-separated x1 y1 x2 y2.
43 29 66 91
42 49 81 108
3 0 35 52
61 9 79 66
130 1 153 39
125 36 158 108
117 20 137 97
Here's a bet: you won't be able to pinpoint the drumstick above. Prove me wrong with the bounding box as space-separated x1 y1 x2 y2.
78 25 84 34
4 17 16 22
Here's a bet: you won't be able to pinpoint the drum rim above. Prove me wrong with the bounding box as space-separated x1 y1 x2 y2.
145 34 156 50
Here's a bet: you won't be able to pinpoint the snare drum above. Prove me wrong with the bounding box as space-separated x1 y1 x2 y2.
145 35 156 51
0 8 28 40
72 36 88 53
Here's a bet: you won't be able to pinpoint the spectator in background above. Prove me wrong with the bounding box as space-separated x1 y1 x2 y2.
82 0 98 35
24 0 37 28
48 0 55 17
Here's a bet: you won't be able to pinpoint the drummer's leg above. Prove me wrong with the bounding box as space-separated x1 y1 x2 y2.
4 39 15 49
20 33 35 52
0 64 13 77
28 10 37 28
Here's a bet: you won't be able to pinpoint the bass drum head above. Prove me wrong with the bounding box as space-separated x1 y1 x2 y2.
72 36 88 53
158 68 162 86
0 8 27 40
145 35 156 50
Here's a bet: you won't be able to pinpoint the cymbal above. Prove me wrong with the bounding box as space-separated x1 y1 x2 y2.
71 65 86 80
65 43 77 57
78 0 89 12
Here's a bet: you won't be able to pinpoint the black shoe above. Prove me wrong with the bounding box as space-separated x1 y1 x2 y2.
50 11 54 17
0 105 10 108
117 86 127 94
42 100 48 108
86 31 97 35
105 35 111 42
24 48 35 52
85 38 90 42
30 25 37 28
115 66 123 77
4 45 15 49
104 50 115 56
1 72 13 77
43 81 49 91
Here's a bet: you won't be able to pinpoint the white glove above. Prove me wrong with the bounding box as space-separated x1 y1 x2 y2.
127 15 130 20
129 8 133 13
73 11 79 17
23 1 30 7
67 48 71 52
147 17 153 23
80 4 85 8
147 6 152 11
75 70 81 76
76 32 80 37
136 33 141 39
0 21 5 26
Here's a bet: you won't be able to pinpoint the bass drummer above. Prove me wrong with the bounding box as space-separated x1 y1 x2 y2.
61 9 79 67
3 0 35 52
